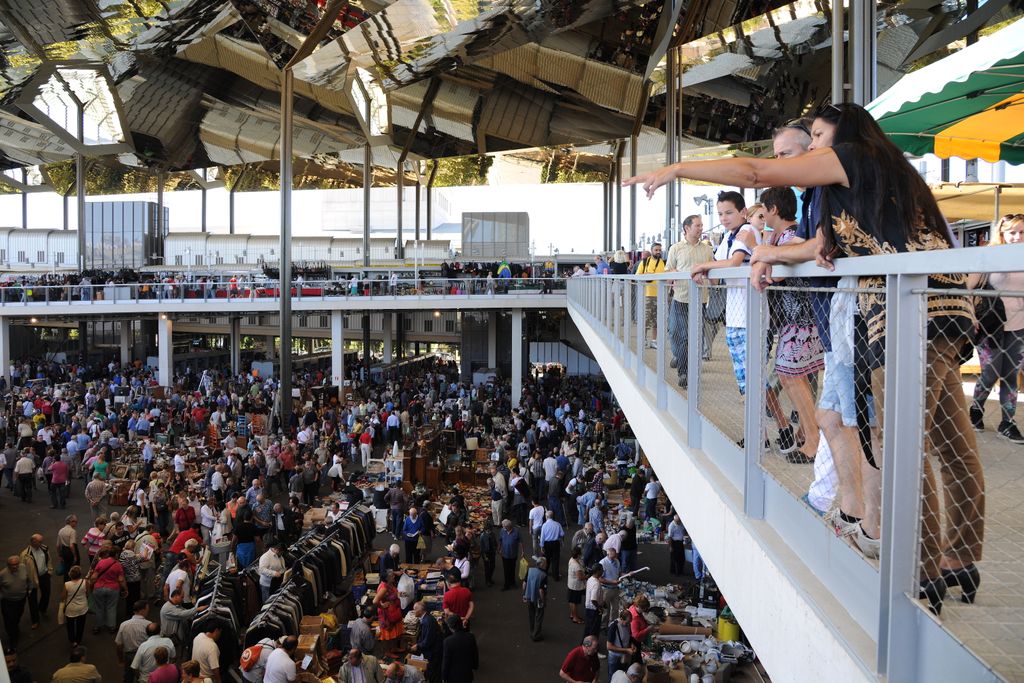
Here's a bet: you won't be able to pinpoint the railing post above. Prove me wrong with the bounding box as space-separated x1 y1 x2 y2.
604 280 609 330
656 281 667 410
606 279 615 347
686 278 702 449
635 281 645 386
742 279 766 519
623 281 632 370
610 279 619 352
877 273 927 680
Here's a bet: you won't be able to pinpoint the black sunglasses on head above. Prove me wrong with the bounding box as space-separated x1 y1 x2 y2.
815 101 843 118
782 118 810 136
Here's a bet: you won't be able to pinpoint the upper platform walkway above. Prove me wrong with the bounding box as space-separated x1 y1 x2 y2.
568 244 1024 683
0 278 566 317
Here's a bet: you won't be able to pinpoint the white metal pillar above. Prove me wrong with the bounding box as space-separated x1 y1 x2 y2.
230 317 241 376
119 322 131 366
383 312 393 364
157 316 173 387
511 309 523 408
0 317 9 387
487 312 497 368
331 311 345 392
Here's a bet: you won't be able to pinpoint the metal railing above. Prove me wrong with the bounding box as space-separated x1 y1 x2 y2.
0 277 566 306
567 244 1024 682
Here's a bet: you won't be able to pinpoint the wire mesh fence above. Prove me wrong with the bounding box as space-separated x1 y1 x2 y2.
697 283 746 443
567 249 1024 679
916 284 1024 679
753 279 886 566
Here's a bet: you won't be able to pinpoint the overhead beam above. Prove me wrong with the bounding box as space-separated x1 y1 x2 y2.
398 78 441 165
904 0 1010 63
284 0 349 69
643 0 686 81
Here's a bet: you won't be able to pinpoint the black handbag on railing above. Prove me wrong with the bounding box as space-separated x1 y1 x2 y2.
974 276 1006 343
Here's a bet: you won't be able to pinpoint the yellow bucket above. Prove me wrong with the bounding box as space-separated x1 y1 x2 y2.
717 615 740 642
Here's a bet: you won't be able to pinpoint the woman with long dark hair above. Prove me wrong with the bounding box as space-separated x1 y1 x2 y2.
625 102 984 614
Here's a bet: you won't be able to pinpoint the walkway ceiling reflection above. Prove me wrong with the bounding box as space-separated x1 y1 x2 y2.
0 0 1016 179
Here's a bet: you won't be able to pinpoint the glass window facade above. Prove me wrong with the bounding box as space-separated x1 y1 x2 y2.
461 212 530 260
83 201 163 269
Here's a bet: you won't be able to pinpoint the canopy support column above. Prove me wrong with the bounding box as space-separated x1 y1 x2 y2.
158 316 172 387
278 68 295 429
511 309 523 408
230 316 241 376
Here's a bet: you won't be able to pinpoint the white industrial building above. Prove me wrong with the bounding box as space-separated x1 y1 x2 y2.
0 229 453 271
0 229 78 269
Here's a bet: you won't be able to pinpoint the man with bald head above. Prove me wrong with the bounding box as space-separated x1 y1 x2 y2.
559 635 600 683
0 554 30 649
408 601 442 683
383 661 423 683
20 532 53 627
338 648 382 683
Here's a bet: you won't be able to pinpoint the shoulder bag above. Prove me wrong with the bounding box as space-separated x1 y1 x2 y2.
58 579 84 625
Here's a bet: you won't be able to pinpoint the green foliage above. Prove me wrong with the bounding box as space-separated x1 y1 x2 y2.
45 160 76 195
426 155 493 187
539 148 610 184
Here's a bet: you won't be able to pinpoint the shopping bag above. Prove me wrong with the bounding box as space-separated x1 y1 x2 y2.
57 601 66 624
416 535 426 551
517 556 529 582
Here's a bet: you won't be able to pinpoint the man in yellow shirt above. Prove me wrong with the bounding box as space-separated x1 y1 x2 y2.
634 242 665 348
665 216 714 387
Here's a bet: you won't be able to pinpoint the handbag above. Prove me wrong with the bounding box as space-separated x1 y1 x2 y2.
211 520 232 551
974 276 1006 342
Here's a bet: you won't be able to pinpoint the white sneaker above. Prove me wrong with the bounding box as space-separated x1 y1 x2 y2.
854 525 880 560
824 503 858 539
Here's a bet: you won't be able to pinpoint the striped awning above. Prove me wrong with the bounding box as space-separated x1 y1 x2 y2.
868 18 1024 164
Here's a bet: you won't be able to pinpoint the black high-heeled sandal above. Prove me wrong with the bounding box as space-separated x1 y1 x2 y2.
919 577 947 616
941 564 980 604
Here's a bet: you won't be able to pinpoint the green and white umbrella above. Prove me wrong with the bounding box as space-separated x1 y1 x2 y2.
868 17 1024 164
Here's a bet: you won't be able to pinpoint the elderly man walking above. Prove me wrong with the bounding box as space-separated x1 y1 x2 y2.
539 511 564 581
523 557 548 642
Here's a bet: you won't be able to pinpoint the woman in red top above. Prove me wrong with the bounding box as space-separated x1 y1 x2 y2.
174 497 196 532
628 595 658 643
87 547 127 634
373 569 404 655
